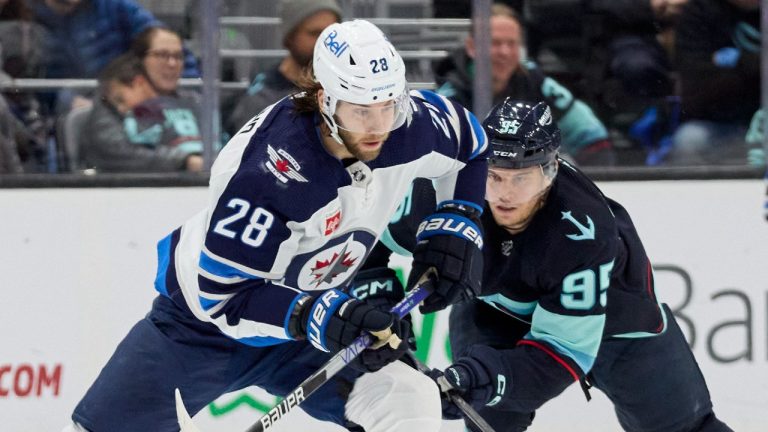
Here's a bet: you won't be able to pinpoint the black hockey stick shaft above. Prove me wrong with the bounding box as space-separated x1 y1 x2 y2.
410 355 496 432
246 269 435 432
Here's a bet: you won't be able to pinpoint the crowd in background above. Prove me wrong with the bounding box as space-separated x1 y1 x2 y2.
0 0 762 174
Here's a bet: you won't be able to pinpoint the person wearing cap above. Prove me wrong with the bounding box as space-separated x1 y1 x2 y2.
226 0 342 135
63 19 490 432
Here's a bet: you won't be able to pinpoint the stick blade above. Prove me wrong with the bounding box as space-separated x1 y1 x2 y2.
175 388 204 432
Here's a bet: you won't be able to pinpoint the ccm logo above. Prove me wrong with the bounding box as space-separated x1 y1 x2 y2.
351 280 393 300
493 150 518 158
307 290 341 351
417 217 483 249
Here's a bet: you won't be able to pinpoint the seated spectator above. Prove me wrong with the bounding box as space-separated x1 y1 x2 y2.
130 26 201 97
80 53 203 173
226 0 341 134
0 0 49 172
589 0 682 100
434 3 615 166
0 94 25 174
668 0 759 165
30 0 199 113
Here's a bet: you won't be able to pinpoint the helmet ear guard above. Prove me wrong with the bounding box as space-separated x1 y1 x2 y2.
483 98 561 169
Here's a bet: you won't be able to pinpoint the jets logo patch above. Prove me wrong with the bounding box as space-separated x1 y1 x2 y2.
266 145 308 183
298 237 366 291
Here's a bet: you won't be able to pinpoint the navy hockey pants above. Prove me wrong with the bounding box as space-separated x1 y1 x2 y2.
72 295 362 431
449 302 732 432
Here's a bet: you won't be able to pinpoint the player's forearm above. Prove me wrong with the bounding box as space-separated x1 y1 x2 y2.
198 276 307 345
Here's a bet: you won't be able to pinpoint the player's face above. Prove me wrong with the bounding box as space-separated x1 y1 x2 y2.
143 29 184 95
286 10 339 66
486 165 552 233
332 98 408 161
336 125 391 162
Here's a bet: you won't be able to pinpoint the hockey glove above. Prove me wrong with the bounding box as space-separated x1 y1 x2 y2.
289 289 411 373
346 267 415 371
408 201 484 313
431 345 510 413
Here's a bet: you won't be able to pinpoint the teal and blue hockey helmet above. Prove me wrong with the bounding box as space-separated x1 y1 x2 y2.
482 98 561 169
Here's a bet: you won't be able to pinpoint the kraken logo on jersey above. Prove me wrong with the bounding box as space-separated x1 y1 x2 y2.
298 236 366 291
561 211 595 241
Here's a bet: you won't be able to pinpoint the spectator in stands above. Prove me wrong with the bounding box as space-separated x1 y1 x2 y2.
80 53 204 173
587 1 685 98
0 95 25 174
130 26 196 97
0 0 49 171
745 108 768 221
434 3 615 166
30 0 199 112
668 0 759 165
226 0 341 135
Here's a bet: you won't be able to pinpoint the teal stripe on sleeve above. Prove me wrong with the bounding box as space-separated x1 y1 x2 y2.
379 228 412 257
479 293 537 316
527 306 605 372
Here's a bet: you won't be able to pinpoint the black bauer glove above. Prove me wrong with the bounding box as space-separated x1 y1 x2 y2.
431 345 510 414
289 288 411 373
407 201 484 313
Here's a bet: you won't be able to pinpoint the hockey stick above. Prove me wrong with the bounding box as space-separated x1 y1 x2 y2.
176 268 436 432
408 354 496 432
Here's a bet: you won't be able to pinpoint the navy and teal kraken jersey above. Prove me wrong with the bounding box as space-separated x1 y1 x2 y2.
478 159 666 380
153 90 488 347
381 159 665 381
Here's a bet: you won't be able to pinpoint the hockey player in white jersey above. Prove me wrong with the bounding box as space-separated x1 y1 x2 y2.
64 19 488 432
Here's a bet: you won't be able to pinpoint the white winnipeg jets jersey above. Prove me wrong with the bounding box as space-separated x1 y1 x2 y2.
154 90 488 346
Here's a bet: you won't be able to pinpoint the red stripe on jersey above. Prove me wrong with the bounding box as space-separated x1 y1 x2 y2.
647 259 665 333
517 340 580 381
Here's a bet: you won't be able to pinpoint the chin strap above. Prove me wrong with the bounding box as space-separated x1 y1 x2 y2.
320 111 345 145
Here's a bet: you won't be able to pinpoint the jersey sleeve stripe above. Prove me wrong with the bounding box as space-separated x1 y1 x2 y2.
479 294 537 316
198 266 247 284
415 90 462 141
466 110 488 159
154 229 182 298
199 295 224 312
517 339 580 381
528 306 604 372
154 232 174 297
199 247 277 279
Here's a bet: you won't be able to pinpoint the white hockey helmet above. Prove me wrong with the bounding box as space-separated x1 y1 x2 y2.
313 19 412 143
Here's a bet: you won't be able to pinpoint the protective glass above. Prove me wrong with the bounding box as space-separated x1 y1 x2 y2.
333 91 411 134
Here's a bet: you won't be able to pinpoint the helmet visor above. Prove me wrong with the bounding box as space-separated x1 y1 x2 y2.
333 92 411 134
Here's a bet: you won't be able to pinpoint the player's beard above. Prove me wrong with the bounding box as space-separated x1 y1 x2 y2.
337 128 390 162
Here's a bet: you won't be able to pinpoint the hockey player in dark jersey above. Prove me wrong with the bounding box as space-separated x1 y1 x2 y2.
63 20 488 432
422 99 731 431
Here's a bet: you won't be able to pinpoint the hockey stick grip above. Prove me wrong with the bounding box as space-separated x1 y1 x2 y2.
246 268 436 432
409 354 496 432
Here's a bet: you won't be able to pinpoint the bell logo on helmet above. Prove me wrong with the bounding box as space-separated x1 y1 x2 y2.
323 30 349 58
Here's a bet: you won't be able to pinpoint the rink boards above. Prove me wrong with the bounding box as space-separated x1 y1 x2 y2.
0 180 766 431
